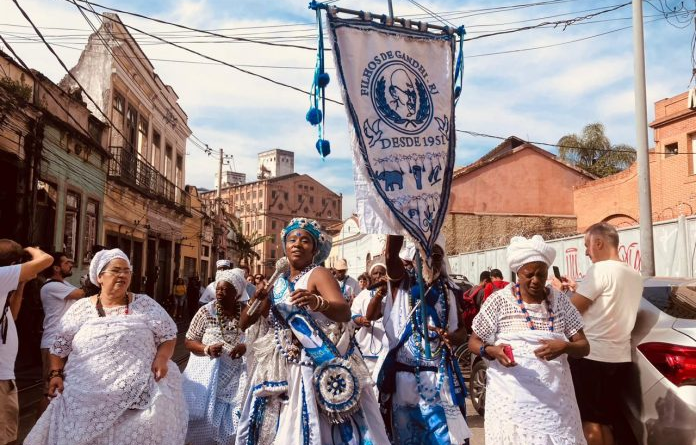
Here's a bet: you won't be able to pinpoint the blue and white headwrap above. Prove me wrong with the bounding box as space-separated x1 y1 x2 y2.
281 217 332 265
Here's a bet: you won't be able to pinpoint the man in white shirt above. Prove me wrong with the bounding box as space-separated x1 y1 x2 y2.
0 240 52 445
199 259 232 305
37 252 85 414
334 259 359 303
556 222 643 445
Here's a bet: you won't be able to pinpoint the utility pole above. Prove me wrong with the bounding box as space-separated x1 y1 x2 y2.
217 148 224 260
632 0 655 276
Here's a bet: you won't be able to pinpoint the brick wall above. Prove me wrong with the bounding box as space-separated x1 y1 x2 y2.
574 91 696 231
442 213 578 254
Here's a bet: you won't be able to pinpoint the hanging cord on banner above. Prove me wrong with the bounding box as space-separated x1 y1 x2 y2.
307 1 331 159
453 26 466 105
413 250 432 360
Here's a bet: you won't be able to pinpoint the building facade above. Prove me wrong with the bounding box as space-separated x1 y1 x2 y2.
181 186 214 285
446 137 593 253
327 215 386 277
202 166 342 276
0 51 110 281
61 13 192 299
574 90 696 231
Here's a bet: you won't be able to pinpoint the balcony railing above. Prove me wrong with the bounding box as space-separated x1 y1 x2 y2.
108 146 191 215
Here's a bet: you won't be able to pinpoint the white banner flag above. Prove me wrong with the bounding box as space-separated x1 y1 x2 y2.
328 17 457 254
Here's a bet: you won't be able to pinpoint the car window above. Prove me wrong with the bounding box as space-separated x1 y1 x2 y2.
643 285 696 320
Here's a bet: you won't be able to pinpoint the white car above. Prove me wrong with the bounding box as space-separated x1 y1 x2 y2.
626 277 696 445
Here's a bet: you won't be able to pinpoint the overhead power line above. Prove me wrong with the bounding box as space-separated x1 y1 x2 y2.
68 1 343 105
69 0 317 51
10 0 135 152
456 129 695 155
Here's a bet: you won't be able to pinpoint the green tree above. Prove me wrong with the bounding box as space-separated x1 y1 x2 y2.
224 212 272 270
557 123 636 177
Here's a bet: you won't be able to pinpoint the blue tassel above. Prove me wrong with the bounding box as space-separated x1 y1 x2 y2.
317 72 330 88
306 5 331 159
316 139 330 158
306 108 323 125
453 26 466 106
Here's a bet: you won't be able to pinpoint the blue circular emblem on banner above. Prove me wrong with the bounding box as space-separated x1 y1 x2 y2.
370 60 433 135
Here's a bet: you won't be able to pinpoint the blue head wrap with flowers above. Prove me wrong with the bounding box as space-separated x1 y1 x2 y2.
281 217 332 265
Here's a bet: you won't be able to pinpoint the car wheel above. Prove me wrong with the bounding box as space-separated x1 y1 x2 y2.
453 343 471 370
469 359 487 416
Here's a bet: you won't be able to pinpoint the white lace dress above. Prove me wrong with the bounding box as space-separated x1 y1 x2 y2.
182 302 247 445
471 284 587 445
25 295 188 445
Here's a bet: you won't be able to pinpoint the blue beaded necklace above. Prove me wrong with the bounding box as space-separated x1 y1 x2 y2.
513 283 554 332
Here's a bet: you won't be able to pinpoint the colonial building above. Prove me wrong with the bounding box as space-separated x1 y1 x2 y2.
327 215 386 276
60 13 192 299
446 136 594 253
202 149 343 276
181 185 214 285
574 90 696 231
0 51 110 280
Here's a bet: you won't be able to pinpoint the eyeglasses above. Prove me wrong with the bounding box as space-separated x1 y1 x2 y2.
102 268 133 276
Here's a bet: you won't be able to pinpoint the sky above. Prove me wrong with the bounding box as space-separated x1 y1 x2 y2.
1 0 693 219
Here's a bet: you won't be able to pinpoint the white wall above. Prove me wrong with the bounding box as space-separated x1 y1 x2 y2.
329 218 386 276
448 215 695 281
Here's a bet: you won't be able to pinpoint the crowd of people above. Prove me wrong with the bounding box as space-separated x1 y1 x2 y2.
0 219 643 445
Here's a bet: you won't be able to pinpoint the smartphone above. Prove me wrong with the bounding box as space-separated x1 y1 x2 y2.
552 266 562 281
503 345 515 363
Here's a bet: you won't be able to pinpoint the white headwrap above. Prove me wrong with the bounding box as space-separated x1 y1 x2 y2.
399 245 416 262
506 235 556 273
368 262 387 274
216 259 232 268
215 268 246 299
89 248 130 286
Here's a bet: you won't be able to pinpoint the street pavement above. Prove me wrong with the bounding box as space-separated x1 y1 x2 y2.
466 395 485 445
17 319 487 444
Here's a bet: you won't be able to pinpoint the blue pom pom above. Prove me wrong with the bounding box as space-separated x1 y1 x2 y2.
306 108 323 125
317 72 330 88
316 139 331 157
454 86 462 98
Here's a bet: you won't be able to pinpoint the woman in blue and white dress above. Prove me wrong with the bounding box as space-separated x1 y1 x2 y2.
182 268 248 445
236 218 389 445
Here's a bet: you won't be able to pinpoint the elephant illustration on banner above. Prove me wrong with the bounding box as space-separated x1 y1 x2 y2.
376 170 404 191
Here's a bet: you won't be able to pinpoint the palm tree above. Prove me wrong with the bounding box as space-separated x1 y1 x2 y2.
224 212 272 270
557 123 636 177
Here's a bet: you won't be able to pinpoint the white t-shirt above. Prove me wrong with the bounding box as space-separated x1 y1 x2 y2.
0 265 21 380
199 282 216 304
339 276 359 301
40 280 79 349
576 260 643 363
